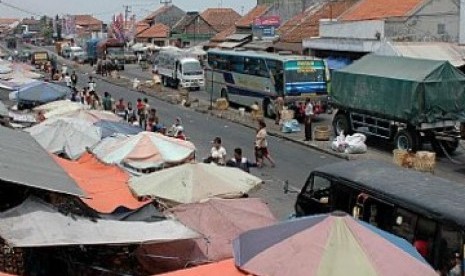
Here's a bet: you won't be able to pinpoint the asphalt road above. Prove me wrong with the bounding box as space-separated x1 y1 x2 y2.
72 71 340 219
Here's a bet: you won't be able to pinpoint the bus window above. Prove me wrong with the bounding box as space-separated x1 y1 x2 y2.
332 184 353 213
266 59 284 95
392 208 418 243
244 57 268 78
230 56 244 74
413 217 437 262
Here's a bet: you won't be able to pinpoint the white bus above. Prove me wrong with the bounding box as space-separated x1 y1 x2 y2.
205 49 328 117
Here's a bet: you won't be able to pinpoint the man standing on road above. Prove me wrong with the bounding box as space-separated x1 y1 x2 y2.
70 71 78 88
64 73 71 87
102 92 113 111
88 76 96 92
304 98 314 141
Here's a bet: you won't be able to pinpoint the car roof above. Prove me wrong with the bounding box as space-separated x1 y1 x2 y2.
313 159 465 227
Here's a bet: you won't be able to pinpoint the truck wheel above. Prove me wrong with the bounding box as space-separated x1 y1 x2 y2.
432 139 459 155
333 113 351 135
263 98 275 119
394 129 419 151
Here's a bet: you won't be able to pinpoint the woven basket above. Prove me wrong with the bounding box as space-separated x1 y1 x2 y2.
413 151 436 173
215 98 229 110
393 149 408 167
314 125 331 141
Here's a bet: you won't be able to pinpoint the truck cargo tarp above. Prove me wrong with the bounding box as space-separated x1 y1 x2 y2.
0 126 85 197
0 197 199 247
332 55 465 124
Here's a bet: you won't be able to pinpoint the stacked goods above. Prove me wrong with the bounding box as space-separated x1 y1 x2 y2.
393 149 415 168
314 125 331 141
0 240 25 275
413 151 436 173
215 98 229 110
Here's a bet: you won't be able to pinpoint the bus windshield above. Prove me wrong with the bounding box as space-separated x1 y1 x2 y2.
183 62 203 76
285 60 326 83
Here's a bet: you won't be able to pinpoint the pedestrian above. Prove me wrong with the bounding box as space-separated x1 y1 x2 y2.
88 76 96 92
136 98 146 129
304 98 314 141
143 98 150 121
204 136 227 165
125 102 138 123
226 148 257 173
64 73 71 87
274 96 284 125
115 98 126 118
255 120 275 168
102 92 113 111
70 71 78 88
70 88 80 102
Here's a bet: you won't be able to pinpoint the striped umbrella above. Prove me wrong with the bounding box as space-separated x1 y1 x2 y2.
233 212 436 276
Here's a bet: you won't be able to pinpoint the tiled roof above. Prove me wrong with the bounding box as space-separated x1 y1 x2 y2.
0 18 20 26
340 0 423 21
136 22 150 35
74 15 102 26
210 26 236 42
21 18 40 25
172 12 200 33
137 23 169 38
201 8 241 32
236 5 271 28
279 0 359 43
143 5 170 22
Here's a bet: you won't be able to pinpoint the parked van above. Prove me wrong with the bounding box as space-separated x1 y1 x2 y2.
69 46 85 61
295 159 465 272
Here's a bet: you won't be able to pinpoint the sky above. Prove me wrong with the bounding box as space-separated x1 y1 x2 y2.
0 0 256 22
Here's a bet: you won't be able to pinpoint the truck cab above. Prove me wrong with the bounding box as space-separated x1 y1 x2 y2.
177 58 204 90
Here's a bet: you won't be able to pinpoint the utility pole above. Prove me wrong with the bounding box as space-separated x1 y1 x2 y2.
123 5 132 24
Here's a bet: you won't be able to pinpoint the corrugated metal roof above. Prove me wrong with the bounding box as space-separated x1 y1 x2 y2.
217 41 248 49
226 33 252 41
375 42 465 67
0 126 85 197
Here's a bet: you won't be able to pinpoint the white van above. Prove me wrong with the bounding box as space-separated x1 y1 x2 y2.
69 46 86 60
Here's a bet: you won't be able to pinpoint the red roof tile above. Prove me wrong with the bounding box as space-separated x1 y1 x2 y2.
236 5 271 28
0 18 20 25
74 15 102 26
136 22 150 35
279 0 359 43
210 26 236 42
340 0 423 21
201 8 241 32
137 23 170 38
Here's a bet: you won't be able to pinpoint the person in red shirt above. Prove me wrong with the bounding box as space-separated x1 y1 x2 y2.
136 98 146 129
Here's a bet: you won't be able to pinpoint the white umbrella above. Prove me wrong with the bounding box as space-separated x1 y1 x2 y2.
26 117 101 160
130 163 263 206
34 100 87 119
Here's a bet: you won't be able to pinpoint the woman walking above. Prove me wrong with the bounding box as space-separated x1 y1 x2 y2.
255 120 275 168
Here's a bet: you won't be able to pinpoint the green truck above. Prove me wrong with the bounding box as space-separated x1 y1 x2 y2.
331 55 465 153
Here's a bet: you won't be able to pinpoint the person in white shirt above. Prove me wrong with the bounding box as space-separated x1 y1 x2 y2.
88 76 96 92
64 73 72 87
304 98 314 141
206 137 227 165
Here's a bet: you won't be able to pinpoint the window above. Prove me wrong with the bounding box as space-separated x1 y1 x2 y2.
244 57 269 78
392 208 418 242
437 23 445 35
230 56 245 74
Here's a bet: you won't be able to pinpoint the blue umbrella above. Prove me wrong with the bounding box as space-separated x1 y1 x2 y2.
17 82 70 104
94 120 143 138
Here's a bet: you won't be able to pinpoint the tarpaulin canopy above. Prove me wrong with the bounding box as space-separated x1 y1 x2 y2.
60 109 122 124
26 117 101 160
0 78 38 91
158 259 247 276
0 197 199 247
0 126 85 197
92 132 196 170
332 55 465 124
94 120 143 138
53 153 150 214
34 100 86 119
16 82 70 104
137 198 275 273
130 163 262 205
233 213 436 276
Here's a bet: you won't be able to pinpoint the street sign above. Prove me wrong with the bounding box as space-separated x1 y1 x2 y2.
253 15 281 38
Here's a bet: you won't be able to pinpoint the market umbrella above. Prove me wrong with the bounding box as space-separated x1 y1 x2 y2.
61 109 122 124
137 198 276 273
157 259 247 276
233 212 437 276
130 163 262 206
16 81 70 104
26 117 101 160
33 100 86 119
94 120 143 138
91 132 195 171
53 153 151 214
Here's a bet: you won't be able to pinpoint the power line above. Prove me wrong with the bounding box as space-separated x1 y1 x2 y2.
0 0 41 17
